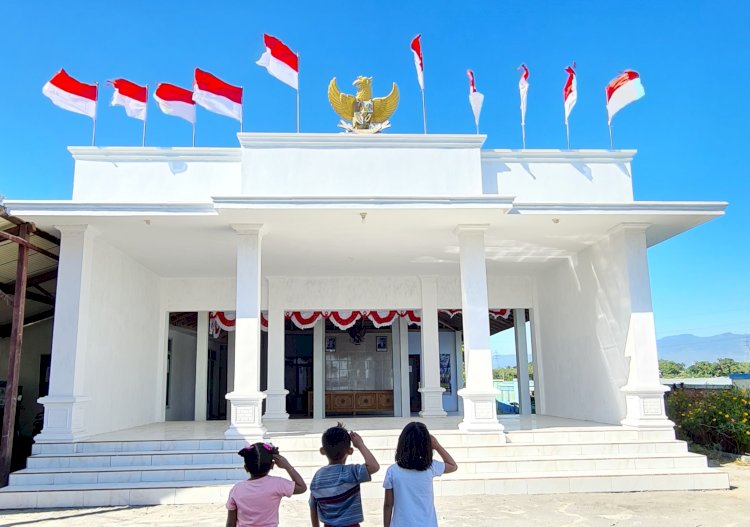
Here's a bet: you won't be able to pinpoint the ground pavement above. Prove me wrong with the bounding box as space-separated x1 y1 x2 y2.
0 461 748 526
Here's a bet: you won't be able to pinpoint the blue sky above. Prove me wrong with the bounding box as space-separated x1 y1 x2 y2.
0 1 747 340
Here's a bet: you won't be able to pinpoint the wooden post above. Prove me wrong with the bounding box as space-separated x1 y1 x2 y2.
0 224 30 486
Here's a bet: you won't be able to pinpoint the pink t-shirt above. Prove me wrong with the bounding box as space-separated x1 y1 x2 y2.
226 475 296 527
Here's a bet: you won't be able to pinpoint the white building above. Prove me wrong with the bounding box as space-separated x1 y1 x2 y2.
0 133 730 506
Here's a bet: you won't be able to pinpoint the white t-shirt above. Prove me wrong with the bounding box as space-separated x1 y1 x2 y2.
383 460 445 527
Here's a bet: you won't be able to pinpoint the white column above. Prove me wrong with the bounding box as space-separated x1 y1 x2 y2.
225 224 266 440
513 309 531 415
456 225 504 434
264 279 289 420
528 307 545 415
391 320 402 416
313 318 325 419
614 224 673 429
194 311 209 421
418 276 446 417
398 317 411 418
36 225 96 442
455 330 465 415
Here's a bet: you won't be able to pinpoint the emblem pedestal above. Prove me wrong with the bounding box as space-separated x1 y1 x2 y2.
224 391 267 441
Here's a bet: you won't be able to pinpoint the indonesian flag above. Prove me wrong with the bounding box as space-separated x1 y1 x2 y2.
563 63 577 125
42 69 97 118
467 69 484 129
256 34 299 89
606 70 645 124
518 64 529 126
108 79 147 121
411 34 424 90
153 83 196 124
193 69 243 122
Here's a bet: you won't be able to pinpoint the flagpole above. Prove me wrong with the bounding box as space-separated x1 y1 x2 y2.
240 86 244 133
521 123 526 149
192 121 196 147
608 122 614 150
296 52 300 133
565 122 570 150
92 82 98 146
420 88 427 134
142 85 148 147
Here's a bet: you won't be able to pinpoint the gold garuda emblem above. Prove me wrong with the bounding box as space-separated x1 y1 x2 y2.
328 76 399 133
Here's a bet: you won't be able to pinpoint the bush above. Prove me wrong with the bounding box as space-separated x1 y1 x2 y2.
666 387 750 455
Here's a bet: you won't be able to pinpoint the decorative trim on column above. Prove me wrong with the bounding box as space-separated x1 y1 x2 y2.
34 396 91 443
418 387 446 417
225 392 267 440
621 386 673 429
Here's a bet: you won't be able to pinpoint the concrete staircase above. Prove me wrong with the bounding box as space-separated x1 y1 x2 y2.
0 425 729 508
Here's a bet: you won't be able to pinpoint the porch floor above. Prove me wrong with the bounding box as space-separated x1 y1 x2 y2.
84 415 616 442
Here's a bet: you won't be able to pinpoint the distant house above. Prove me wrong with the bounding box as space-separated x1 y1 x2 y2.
661 377 733 390
729 373 750 390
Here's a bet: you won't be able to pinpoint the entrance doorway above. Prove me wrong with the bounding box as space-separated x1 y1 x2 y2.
285 332 313 417
408 355 421 414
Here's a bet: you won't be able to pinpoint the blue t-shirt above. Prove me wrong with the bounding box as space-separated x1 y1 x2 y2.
309 463 371 526
383 460 445 527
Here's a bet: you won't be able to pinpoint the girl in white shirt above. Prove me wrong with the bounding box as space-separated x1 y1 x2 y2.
383 422 458 527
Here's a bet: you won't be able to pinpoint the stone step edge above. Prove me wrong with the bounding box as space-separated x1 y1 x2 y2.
0 467 728 494
16 452 706 474
29 440 687 458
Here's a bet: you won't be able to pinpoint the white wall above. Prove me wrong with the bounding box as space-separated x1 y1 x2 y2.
81 236 163 436
535 236 631 424
166 326 197 421
407 330 459 413
0 318 53 436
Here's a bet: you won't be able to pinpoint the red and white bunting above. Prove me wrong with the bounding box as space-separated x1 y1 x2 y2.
108 78 147 121
286 311 325 330
489 309 511 320
193 69 242 122
42 69 97 118
410 34 424 90
153 83 196 124
367 310 400 328
518 64 529 126
605 70 645 124
256 34 299 90
467 69 484 132
563 63 577 125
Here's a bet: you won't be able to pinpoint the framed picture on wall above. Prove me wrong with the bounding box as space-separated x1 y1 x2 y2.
326 336 336 353
376 336 388 352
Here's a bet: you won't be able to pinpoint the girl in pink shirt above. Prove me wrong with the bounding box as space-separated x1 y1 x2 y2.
226 442 307 527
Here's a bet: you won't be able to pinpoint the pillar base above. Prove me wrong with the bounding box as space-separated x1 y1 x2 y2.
225 391 267 441
458 388 505 436
418 387 447 417
620 385 675 430
263 389 290 420
35 395 91 443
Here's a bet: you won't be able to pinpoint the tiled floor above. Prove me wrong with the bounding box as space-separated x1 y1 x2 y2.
83 415 616 442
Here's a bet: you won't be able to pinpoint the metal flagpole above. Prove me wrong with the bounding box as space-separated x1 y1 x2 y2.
608 123 614 150
421 89 427 134
92 82 99 146
142 85 148 147
192 122 196 147
566 122 570 150
296 53 300 133
522 123 526 149
240 86 244 133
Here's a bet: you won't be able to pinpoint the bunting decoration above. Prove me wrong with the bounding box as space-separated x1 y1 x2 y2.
605 70 645 148
563 62 577 148
467 69 484 134
517 64 529 148
42 69 98 145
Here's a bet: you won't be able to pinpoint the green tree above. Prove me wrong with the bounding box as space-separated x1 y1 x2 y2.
659 359 686 378
686 360 721 377
717 357 738 375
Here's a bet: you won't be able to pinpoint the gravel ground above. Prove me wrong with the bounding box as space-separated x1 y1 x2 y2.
0 462 747 527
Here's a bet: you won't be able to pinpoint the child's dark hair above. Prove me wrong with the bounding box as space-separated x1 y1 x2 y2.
321 422 351 461
395 422 432 471
238 442 278 476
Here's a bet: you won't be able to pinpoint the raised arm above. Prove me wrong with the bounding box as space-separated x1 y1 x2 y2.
273 454 307 494
431 435 458 474
350 431 380 475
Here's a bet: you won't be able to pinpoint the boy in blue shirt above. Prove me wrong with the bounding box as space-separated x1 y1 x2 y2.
309 423 380 527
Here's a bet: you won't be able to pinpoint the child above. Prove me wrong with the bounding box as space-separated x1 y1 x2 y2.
226 442 307 527
382 422 458 527
309 422 380 527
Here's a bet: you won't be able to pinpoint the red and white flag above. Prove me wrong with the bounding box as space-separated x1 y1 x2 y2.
563 63 577 125
411 34 424 90
467 69 484 131
108 78 147 121
256 34 299 89
606 70 645 124
153 83 196 124
518 64 529 126
193 69 242 122
42 69 97 118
